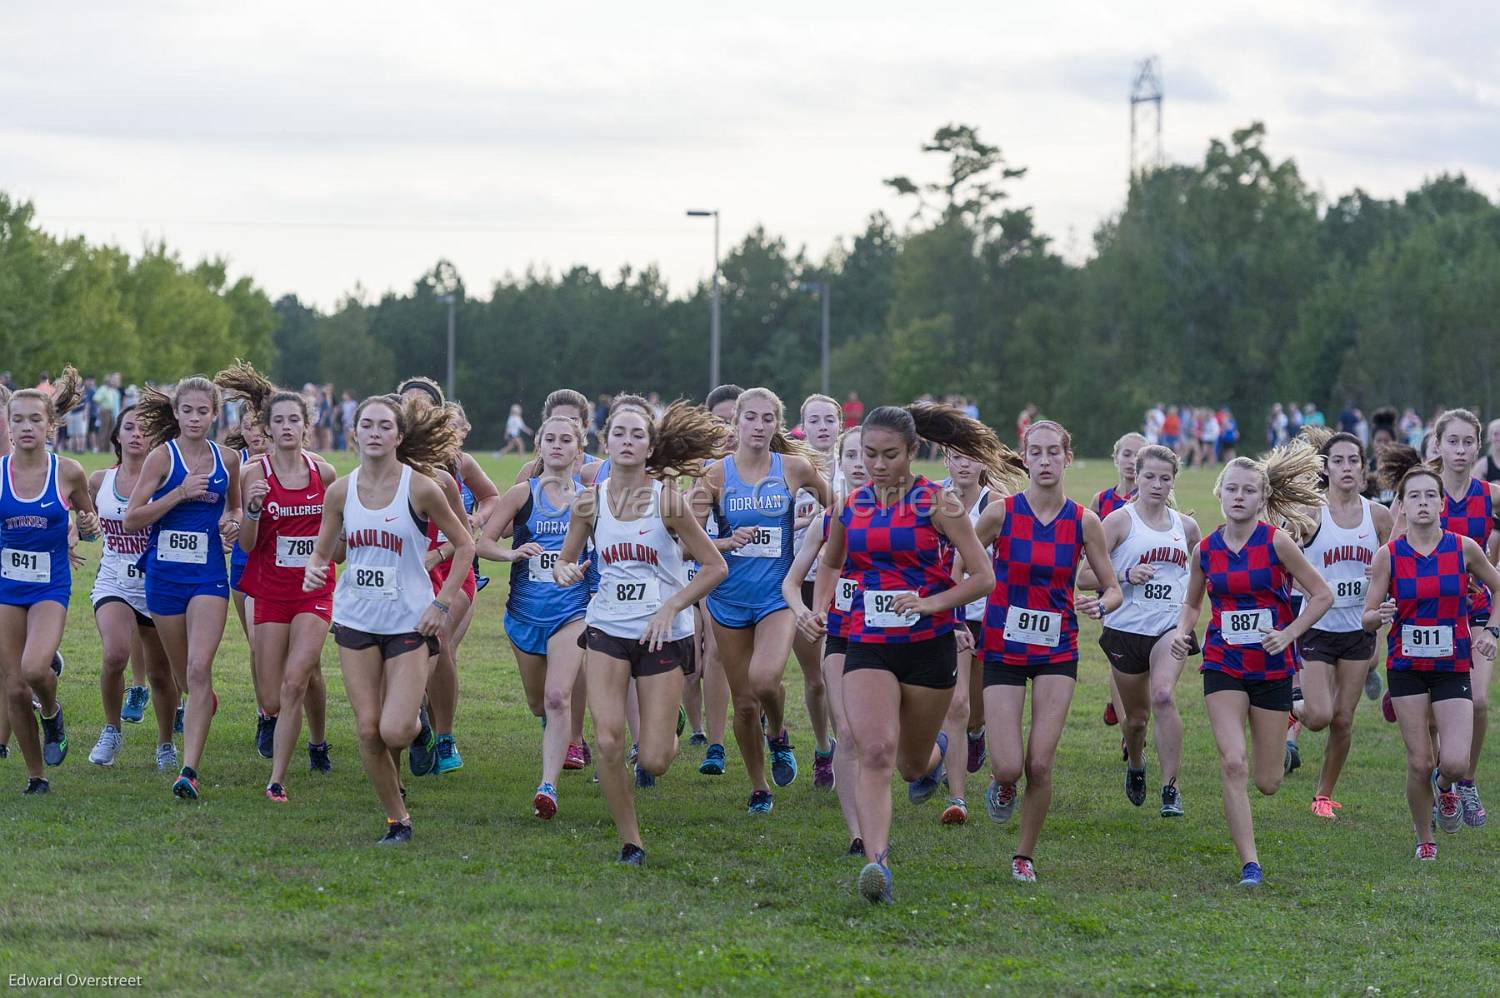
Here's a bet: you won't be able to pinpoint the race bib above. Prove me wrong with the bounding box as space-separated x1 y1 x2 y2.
834 577 858 613
1332 578 1365 608
1003 605 1062 647
737 526 783 559
1222 608 1273 646
120 559 147 593
275 535 317 568
348 565 398 601
1137 578 1185 610
1402 624 1453 658
1 548 49 584
527 550 561 584
602 578 660 612
157 530 207 565
687 563 698 584
863 589 919 628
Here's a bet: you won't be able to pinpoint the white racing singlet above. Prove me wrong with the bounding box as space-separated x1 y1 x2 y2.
587 479 693 642
1102 504 1191 636
332 466 434 636
91 467 151 613
1301 498 1376 633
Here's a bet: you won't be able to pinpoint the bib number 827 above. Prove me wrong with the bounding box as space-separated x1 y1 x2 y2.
615 583 648 603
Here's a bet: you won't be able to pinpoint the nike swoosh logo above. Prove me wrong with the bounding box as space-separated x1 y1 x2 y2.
639 529 651 535
385 516 399 522
39 502 54 508
306 493 317 500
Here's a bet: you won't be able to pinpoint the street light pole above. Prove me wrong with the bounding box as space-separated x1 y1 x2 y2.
686 209 720 391
436 294 457 400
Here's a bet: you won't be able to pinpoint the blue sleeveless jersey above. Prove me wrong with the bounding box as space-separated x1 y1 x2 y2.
0 454 72 607
229 448 251 578
142 440 229 584
507 477 592 624
708 453 794 611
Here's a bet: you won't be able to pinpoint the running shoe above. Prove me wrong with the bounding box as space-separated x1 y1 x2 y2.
941 797 968 825
618 843 646 866
378 820 413 845
985 779 1018 824
1381 691 1396 724
580 739 592 765
767 730 798 787
627 742 638 766
1364 669 1382 701
858 861 893 903
563 742 587 771
475 575 491 593
813 741 835 790
22 777 49 795
308 741 332 773
40 706 68 767
433 735 463 775
1120 736 1128 762
156 743 177 772
51 651 64 678
1283 741 1301 775
1011 856 1037 883
1458 782 1487 828
409 705 437 776
1103 701 1119 726
1160 779 1183 818
533 782 558 819
677 705 687 738
966 728 987 774
265 782 288 803
1435 775 1463 834
908 732 947 805
255 713 277 760
747 789 774 814
699 743 726 776
0 744 8 759
635 765 655 789
121 685 150 724
847 837 864 857
1311 794 1341 820
174 700 185 735
1125 765 1147 807
89 725 123 766
1238 862 1263 887
172 767 200 800
688 731 708 748
1415 841 1437 861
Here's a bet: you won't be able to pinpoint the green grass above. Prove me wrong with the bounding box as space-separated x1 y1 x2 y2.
3 452 1497 995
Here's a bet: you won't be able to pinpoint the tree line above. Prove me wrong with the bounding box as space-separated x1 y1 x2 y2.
3 122 1498 452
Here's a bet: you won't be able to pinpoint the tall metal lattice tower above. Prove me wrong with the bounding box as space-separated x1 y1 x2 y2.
1130 57 1164 178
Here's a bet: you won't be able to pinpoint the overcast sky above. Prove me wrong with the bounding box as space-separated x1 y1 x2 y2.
4 1 1497 309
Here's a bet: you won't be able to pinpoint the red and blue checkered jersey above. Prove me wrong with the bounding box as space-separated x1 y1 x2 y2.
1386 532 1472 673
1093 486 1135 519
838 477 956 644
1200 522 1299 680
1442 478 1493 623
982 492 1084 666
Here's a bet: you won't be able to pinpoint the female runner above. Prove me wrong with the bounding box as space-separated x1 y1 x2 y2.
1091 432 1144 735
973 420 1121 883
554 401 727 864
303 394 472 843
476 412 594 818
694 385 741 776
1079 444 1201 815
786 425 869 851
789 394 841 787
87 405 177 770
1297 432 1392 819
1364 459 1500 859
810 403 1006 902
692 388 831 811
226 410 271 755
1170 444 1331 886
124 378 242 800
2 369 99 792
219 363 338 801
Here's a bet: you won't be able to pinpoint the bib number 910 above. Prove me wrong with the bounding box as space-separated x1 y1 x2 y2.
1003 605 1062 647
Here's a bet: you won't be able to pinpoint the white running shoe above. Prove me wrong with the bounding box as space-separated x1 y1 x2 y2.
89 725 123 766
155 742 178 773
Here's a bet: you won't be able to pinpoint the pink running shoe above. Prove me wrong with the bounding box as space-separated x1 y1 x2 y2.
1011 856 1037 883
1415 841 1437 861
1310 795 1341 820
1381 692 1397 724
813 745 835 789
563 743 586 771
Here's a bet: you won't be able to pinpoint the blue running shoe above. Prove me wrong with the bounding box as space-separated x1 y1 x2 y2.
908 732 947 805
255 713 276 760
409 706 437 776
308 741 332 773
475 575 491 593
618 843 646 865
434 735 463 775
688 731 707 747
747 789 773 814
51 651 64 678
635 764 656 789
768 730 797 787
1238 862 1263 887
699 743 726 776
858 861 893 904
174 700 185 735
121 686 149 725
172 767 200 800
40 706 68 767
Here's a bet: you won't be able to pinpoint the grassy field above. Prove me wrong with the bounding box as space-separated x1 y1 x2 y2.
3 450 1498 995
